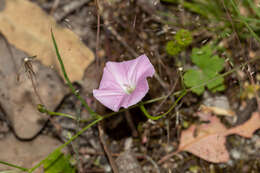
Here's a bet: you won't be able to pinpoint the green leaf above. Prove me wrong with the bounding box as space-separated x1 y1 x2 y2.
166 40 181 56
183 69 206 95
184 44 225 95
174 29 193 47
165 29 193 56
191 45 225 73
43 150 75 173
206 55 225 73
191 45 212 69
205 72 225 93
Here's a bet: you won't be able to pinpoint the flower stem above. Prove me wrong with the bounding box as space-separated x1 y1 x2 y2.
0 160 28 172
28 116 103 173
51 30 98 118
140 90 187 120
37 104 91 122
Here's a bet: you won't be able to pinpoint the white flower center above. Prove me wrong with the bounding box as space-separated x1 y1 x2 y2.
122 83 136 94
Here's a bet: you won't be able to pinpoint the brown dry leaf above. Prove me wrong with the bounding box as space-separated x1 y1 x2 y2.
0 34 67 139
0 0 94 82
178 112 260 163
178 116 229 163
0 134 61 171
226 112 260 138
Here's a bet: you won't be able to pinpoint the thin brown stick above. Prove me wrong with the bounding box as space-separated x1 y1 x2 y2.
158 150 179 165
247 40 260 112
125 110 138 137
50 0 60 15
95 0 101 71
22 56 44 105
94 2 117 171
246 64 260 112
98 123 119 173
55 0 91 21
153 77 179 114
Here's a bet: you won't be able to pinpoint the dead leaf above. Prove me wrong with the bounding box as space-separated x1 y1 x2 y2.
200 105 235 117
0 134 61 171
0 0 94 82
178 116 229 163
177 112 260 163
0 35 67 139
226 112 260 138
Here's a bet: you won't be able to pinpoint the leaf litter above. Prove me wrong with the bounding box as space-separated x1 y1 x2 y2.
159 112 260 163
0 0 94 82
0 34 67 139
0 0 260 172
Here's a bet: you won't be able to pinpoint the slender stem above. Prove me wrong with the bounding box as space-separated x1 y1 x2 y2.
46 110 77 120
51 30 97 118
29 108 127 173
140 90 187 120
28 117 103 173
0 160 28 172
38 104 91 122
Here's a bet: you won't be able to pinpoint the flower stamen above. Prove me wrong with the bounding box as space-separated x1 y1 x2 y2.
122 84 136 94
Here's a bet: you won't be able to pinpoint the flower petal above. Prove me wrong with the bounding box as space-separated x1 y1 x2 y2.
126 54 155 84
104 61 129 90
121 79 149 108
93 89 126 112
93 54 155 112
99 67 122 90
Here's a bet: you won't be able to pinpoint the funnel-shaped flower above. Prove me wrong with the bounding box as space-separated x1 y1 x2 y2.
93 54 155 112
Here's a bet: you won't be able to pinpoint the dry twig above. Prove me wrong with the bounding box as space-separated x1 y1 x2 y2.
55 0 91 21
98 123 120 173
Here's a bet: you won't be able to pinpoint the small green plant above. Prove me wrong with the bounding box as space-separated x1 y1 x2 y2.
43 150 75 173
183 44 225 95
166 29 193 56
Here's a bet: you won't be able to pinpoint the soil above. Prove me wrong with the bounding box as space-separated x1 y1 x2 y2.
0 0 260 172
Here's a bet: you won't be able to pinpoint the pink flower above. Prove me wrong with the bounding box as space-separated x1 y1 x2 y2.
93 54 155 112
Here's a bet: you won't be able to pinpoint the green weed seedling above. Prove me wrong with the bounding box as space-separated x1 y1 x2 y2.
43 150 75 173
183 44 225 95
166 29 192 56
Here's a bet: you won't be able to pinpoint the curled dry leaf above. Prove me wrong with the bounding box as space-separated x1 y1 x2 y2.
177 112 260 163
0 0 94 82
